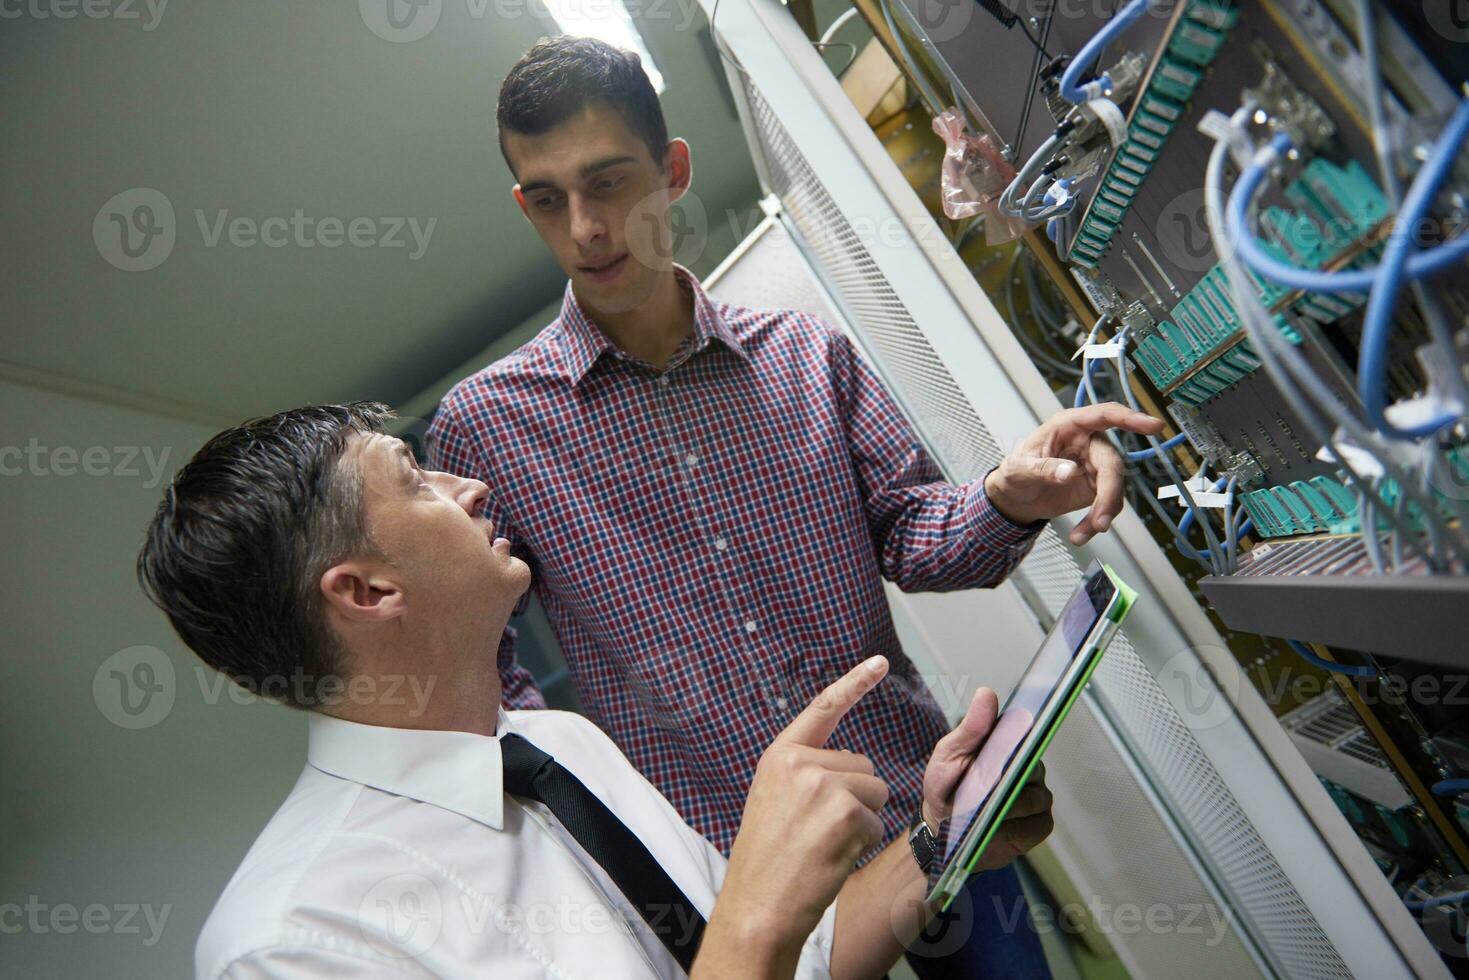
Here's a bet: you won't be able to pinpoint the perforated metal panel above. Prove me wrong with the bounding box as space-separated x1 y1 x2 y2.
735 77 1354 978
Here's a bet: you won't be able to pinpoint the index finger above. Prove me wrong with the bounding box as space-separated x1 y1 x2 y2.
1061 402 1164 437
777 656 889 748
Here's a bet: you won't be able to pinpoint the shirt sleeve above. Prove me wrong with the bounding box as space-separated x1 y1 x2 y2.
825 324 1042 593
426 396 547 710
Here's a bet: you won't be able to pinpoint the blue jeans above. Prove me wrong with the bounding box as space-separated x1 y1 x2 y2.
904 865 1050 979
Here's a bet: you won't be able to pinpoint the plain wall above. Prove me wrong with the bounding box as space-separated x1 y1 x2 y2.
0 381 316 977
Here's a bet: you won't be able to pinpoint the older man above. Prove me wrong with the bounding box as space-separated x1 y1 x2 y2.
138 402 1052 978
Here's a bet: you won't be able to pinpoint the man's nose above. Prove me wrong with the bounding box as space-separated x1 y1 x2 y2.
458 478 490 518
568 194 607 247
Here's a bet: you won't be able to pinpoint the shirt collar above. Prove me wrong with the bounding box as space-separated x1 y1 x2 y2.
306 710 514 830
554 264 747 387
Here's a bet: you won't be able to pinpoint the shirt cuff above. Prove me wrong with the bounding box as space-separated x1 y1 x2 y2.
965 468 1047 547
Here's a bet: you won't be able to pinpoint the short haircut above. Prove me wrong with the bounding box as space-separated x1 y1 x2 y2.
137 402 394 709
496 35 669 177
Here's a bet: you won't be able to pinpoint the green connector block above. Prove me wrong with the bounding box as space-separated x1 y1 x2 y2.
1185 0 1238 32
1133 111 1175 139
1152 56 1203 102
1168 21 1225 66
1141 95 1183 122
1241 490 1289 537
1270 485 1323 533
1086 215 1120 240
1286 158 1389 251
1123 139 1159 164
1092 199 1126 223
1308 476 1360 532
1129 127 1166 151
1111 167 1145 189
1116 153 1152 178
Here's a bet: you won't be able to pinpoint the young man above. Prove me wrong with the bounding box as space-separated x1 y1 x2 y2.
429 36 1161 975
140 403 1052 979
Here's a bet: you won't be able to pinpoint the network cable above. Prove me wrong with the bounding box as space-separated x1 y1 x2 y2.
1285 639 1376 678
1202 109 1468 569
1057 0 1154 105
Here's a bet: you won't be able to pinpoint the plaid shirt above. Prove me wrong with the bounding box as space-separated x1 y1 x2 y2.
426 268 1042 854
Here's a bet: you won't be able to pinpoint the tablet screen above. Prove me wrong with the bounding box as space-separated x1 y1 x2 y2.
940 566 1114 864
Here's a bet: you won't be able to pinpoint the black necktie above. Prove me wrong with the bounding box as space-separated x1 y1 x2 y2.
499 733 707 972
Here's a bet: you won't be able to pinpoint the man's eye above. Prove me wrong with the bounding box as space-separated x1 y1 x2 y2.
596 177 623 192
535 195 562 211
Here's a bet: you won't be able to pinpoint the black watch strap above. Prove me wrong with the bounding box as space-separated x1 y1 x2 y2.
908 808 939 874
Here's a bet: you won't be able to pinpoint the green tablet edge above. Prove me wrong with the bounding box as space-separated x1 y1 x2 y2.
933 564 1138 911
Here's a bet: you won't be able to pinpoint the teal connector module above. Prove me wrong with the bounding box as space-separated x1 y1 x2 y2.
1070 0 1237 268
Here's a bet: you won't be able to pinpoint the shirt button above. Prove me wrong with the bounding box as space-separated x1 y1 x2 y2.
685 452 699 468
658 375 670 387
774 696 789 711
714 536 728 551
744 619 758 634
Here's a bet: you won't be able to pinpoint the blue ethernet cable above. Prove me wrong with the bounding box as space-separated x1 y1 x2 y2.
1285 639 1375 677
1058 0 1153 104
1127 432 1186 461
1357 99 1469 439
1224 106 1469 296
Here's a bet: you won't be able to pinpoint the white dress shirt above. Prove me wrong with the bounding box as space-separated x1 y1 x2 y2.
196 708 837 978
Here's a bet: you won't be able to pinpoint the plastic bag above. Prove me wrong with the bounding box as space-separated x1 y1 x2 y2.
931 107 1014 219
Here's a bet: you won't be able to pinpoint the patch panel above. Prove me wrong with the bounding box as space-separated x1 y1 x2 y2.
1069 0 1238 268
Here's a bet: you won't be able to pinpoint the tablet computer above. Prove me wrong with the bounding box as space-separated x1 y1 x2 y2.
927 561 1137 911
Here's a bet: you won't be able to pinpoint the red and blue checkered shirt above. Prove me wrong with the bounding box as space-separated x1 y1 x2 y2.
427 268 1042 854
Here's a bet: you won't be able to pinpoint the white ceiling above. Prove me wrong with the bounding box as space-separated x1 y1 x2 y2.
1 0 764 425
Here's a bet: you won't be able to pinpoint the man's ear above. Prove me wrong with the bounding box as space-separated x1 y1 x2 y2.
320 560 406 624
511 185 531 222
663 139 692 204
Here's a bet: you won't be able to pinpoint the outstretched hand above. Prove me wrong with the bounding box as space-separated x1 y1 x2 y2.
984 402 1164 545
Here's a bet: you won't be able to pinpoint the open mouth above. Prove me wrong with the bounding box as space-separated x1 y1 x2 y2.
579 253 628 283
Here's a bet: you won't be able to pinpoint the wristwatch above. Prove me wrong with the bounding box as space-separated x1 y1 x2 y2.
908 807 939 874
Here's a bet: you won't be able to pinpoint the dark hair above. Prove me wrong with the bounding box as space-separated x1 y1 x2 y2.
497 35 669 177
137 402 394 709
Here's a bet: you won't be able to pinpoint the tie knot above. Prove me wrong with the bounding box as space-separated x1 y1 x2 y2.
499 732 554 800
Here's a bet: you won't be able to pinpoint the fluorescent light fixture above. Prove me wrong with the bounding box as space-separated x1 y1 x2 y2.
547 0 666 93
